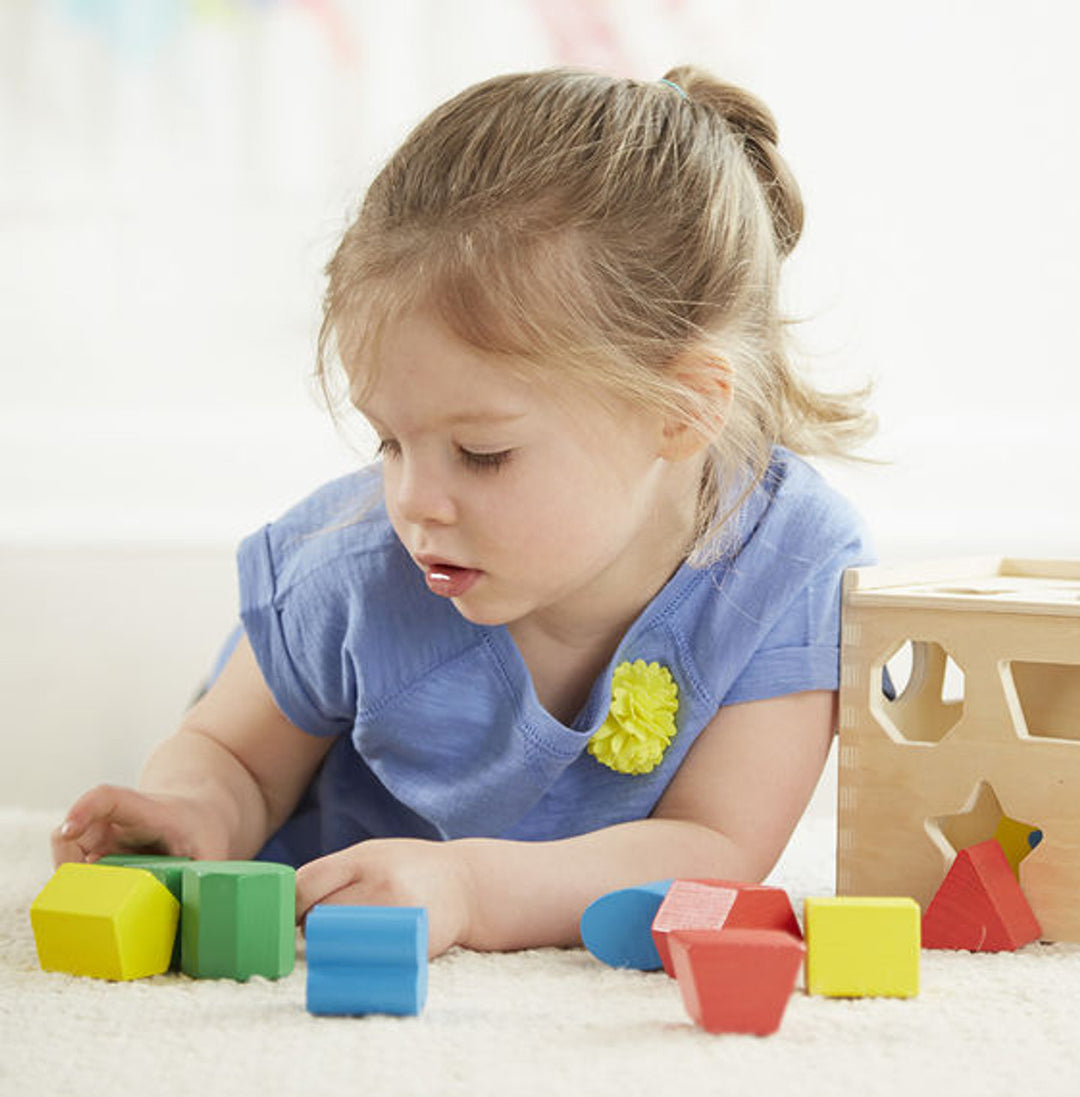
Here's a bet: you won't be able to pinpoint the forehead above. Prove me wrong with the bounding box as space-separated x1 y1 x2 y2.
354 306 542 422
342 288 643 436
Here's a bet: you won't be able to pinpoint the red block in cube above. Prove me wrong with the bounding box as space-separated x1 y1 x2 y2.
922 839 1041 952
668 928 805 1036
652 880 801 977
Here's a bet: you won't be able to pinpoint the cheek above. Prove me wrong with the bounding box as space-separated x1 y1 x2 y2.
466 472 564 555
491 470 624 562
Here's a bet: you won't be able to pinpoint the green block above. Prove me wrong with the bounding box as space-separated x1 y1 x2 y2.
99 855 192 970
99 854 192 897
180 862 296 981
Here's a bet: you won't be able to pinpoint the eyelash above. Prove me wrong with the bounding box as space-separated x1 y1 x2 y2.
375 439 513 474
459 448 513 472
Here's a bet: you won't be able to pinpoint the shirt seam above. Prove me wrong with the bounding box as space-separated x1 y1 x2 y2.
482 633 590 762
355 635 492 723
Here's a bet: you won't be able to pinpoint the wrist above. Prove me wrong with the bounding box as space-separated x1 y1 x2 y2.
445 839 486 951
449 838 584 952
138 727 270 858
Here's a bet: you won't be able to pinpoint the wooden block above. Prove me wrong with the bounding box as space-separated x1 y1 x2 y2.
99 854 192 898
580 880 671 970
99 854 192 970
652 879 801 977
668 928 805 1036
306 905 428 1016
180 861 296 980
992 817 1043 878
804 897 920 998
30 863 179 981
922 839 1041 951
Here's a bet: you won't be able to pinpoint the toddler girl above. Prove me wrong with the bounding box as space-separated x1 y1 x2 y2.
54 66 875 957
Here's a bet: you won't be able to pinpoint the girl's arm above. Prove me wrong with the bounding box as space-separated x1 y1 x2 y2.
53 635 334 864
295 689 836 954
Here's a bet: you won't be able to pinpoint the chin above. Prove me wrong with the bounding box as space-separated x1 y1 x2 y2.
450 600 498 626
450 595 517 628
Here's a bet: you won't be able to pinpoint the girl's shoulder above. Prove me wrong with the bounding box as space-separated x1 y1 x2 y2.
653 449 873 686
245 464 400 598
239 464 456 634
741 446 871 564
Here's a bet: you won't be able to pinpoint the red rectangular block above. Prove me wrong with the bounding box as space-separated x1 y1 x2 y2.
669 928 805 1036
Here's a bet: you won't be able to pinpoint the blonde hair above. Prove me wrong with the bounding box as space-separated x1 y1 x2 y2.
317 66 875 563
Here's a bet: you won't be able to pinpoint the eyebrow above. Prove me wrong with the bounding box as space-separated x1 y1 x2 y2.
361 406 528 428
445 410 528 425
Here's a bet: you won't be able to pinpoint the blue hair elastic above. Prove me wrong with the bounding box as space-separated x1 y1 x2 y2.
658 78 689 100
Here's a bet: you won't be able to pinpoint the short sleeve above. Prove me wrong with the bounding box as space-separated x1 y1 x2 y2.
239 524 357 737
721 535 865 706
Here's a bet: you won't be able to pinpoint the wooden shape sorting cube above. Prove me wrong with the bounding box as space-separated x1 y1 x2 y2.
99 854 192 970
804 897 920 998
922 839 1041 951
580 880 671 970
837 558 1080 943
180 861 296 981
668 929 805 1036
306 905 428 1017
652 880 801 977
30 863 179 981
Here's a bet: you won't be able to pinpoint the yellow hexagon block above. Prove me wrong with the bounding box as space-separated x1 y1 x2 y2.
804 896 920 998
30 863 180 980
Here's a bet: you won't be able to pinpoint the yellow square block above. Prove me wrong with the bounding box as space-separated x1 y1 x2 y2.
804 897 920 998
30 863 180 981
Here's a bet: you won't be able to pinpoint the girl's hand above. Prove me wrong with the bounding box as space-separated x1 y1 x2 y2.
296 838 475 959
51 784 230 866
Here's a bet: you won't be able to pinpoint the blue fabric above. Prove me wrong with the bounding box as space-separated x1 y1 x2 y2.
224 448 873 867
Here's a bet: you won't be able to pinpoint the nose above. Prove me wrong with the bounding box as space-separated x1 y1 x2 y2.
390 453 457 527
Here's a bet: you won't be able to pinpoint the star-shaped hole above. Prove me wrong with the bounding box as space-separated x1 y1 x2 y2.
927 779 1043 877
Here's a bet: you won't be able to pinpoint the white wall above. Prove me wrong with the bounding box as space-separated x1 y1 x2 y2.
2 0 1078 807
4 0 1077 555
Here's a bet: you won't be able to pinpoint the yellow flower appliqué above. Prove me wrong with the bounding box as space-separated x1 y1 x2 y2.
587 660 679 775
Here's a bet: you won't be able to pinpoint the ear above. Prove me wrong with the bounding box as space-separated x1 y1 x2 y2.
657 356 732 462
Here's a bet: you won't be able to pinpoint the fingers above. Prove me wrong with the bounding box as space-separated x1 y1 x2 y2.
299 879 447 959
294 841 417 923
51 822 90 866
295 849 365 924
51 784 176 866
51 816 113 865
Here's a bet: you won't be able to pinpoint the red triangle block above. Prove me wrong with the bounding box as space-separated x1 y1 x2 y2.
669 928 805 1036
922 839 1041 951
652 880 801 977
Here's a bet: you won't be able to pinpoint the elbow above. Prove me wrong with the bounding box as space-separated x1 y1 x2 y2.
664 819 772 885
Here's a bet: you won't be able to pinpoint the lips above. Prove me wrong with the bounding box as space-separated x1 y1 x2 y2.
418 559 482 599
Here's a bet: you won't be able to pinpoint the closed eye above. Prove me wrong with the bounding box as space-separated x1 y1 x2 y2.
457 447 513 472
376 438 512 473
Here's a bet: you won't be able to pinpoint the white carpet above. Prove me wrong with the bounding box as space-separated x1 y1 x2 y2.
3 807 1079 1097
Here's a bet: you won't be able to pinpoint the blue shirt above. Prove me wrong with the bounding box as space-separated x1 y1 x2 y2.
230 448 873 867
